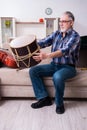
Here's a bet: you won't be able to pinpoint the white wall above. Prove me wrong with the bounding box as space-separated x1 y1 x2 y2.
0 0 87 37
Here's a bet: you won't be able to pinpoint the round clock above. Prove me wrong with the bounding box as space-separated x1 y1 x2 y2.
45 8 53 15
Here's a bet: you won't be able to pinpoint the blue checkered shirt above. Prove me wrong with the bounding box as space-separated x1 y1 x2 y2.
38 28 80 65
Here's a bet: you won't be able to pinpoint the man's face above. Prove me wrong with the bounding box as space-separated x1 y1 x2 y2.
59 14 74 32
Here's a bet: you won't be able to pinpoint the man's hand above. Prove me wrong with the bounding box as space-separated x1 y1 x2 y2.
33 52 48 62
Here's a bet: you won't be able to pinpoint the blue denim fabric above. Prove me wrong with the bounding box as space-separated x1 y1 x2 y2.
29 62 76 107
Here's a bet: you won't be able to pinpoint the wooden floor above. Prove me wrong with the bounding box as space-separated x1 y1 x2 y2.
0 99 87 130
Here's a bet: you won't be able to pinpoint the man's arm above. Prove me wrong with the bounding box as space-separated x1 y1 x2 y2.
33 50 63 62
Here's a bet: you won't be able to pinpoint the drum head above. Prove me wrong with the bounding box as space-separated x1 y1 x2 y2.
10 35 36 48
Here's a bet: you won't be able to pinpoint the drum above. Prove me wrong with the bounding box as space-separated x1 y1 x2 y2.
10 35 40 68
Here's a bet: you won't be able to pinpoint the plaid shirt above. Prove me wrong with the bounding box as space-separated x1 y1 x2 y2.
38 28 80 65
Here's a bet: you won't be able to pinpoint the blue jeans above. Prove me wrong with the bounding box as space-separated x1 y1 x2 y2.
29 62 76 107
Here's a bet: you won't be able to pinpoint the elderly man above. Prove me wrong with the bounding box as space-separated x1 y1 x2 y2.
29 11 80 114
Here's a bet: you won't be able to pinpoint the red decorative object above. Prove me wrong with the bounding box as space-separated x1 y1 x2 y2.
39 18 44 23
0 49 18 68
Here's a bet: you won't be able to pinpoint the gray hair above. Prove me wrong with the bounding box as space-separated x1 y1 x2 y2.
64 11 75 21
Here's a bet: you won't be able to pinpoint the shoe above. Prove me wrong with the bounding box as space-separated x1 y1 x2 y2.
56 104 65 114
31 96 52 109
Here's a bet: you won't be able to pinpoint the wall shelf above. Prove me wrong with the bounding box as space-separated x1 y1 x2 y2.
0 17 16 46
16 21 44 24
44 17 59 36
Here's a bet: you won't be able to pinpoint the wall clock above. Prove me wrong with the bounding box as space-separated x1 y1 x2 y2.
45 8 53 15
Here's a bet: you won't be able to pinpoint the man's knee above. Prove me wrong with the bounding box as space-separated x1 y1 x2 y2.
53 73 63 83
29 66 36 76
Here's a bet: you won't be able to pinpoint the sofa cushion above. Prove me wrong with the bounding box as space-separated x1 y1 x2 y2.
0 67 31 85
1 66 87 88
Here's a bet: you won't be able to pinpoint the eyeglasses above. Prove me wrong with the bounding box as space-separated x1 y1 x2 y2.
59 20 72 23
